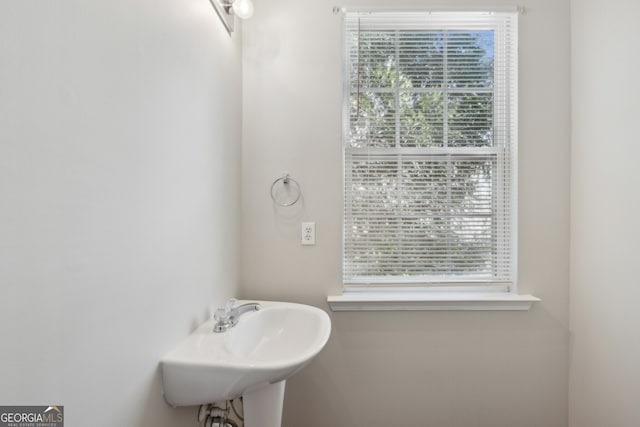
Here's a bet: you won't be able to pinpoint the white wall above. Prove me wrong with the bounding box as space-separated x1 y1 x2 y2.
0 1 242 426
570 0 640 425
241 0 571 426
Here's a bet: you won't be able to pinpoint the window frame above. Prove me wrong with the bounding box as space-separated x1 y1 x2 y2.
340 10 520 298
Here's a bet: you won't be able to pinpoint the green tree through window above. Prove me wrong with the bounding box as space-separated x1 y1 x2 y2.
343 12 516 286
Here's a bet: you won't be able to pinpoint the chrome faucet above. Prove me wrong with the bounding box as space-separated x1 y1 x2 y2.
213 298 261 333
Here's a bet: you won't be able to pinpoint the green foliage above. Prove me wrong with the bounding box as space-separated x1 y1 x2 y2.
349 30 494 148
346 29 499 279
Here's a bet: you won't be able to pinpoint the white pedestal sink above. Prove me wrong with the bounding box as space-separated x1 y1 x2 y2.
160 300 331 427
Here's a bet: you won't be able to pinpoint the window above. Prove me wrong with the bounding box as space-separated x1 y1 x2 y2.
342 11 518 291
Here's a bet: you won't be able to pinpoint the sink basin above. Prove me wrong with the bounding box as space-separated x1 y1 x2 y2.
160 300 331 413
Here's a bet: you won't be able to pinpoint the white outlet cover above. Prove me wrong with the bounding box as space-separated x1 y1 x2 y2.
302 222 315 245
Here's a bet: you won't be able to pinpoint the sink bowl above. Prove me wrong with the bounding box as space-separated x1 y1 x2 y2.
160 300 331 410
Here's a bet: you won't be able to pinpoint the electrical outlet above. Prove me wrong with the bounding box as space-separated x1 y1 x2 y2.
301 222 315 245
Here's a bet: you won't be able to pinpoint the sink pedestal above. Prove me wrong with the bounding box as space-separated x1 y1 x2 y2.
243 381 286 427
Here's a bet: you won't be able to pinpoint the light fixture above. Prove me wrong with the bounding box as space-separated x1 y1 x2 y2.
209 0 254 33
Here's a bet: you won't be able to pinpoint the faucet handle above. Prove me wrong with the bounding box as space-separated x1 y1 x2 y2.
213 298 237 323
225 298 238 315
214 308 229 323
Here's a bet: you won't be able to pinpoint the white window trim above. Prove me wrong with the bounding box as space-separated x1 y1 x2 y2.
327 290 540 311
331 9 539 311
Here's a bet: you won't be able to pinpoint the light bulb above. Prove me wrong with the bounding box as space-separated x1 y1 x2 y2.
232 0 253 19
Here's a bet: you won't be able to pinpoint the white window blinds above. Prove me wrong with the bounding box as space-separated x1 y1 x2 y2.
343 11 518 288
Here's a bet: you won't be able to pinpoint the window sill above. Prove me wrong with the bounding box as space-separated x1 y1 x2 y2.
327 292 540 312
